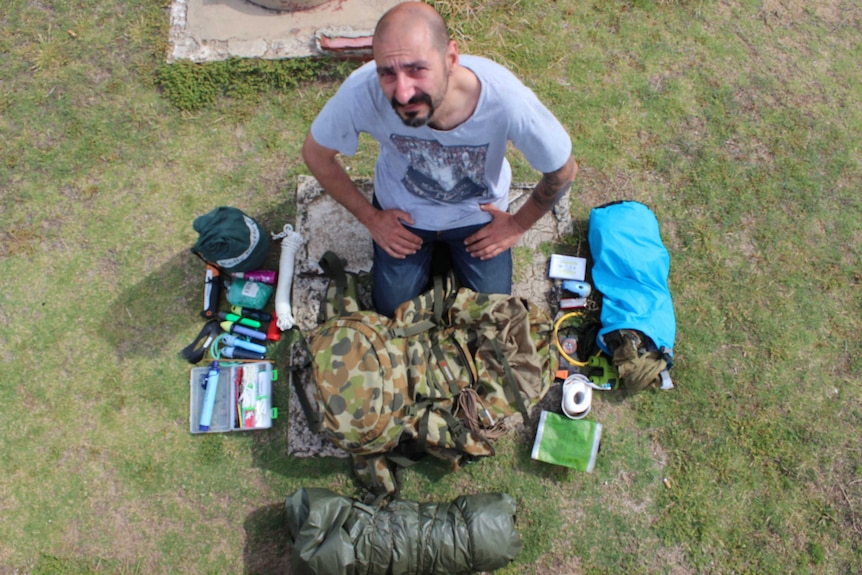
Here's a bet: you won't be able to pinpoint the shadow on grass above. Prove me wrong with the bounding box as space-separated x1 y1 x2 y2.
100 247 202 360
243 502 292 575
247 420 351 480
99 198 300 359
242 333 356 485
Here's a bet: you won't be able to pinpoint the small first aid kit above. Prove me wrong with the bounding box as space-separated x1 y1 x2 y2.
548 254 587 281
189 360 277 434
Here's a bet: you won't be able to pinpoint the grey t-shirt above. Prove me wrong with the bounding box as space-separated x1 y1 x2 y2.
310 55 572 231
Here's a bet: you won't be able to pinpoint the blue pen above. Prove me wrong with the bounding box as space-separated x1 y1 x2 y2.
220 321 267 342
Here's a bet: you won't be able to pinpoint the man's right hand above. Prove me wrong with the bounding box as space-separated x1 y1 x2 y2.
364 208 422 259
303 132 422 259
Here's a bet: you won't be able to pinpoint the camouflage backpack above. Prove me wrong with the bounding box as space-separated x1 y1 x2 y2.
306 252 556 501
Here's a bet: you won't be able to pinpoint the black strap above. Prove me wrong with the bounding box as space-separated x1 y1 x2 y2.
442 271 460 312
431 339 461 396
438 409 468 452
179 320 220 364
417 409 431 453
416 406 468 453
449 333 476 388
290 366 323 432
189 247 210 266
288 332 323 432
318 251 348 316
432 275 444 322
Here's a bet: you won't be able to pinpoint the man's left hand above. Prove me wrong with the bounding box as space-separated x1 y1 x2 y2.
464 204 527 260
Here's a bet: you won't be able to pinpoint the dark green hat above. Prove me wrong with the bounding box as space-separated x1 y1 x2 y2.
192 206 269 272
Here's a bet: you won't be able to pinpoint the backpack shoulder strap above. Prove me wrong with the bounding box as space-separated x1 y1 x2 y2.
318 251 349 317
291 365 324 433
288 333 324 432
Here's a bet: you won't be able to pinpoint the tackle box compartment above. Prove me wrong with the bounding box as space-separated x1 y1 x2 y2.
189 361 277 434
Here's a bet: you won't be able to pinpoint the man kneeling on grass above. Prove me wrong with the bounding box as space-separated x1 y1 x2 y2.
302 1 578 316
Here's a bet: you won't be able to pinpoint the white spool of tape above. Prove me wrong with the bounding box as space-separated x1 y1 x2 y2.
561 374 592 419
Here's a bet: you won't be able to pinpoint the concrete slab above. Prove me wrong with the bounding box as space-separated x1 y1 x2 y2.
168 0 405 62
286 175 573 457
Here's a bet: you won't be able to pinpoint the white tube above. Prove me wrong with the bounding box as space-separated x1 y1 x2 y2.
272 224 304 331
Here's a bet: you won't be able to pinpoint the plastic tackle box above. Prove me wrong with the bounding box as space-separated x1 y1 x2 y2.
189 361 277 434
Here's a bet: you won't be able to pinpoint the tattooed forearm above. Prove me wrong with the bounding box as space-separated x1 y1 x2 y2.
531 156 578 211
512 155 579 233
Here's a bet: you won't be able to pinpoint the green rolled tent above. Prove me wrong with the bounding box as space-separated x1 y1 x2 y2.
285 488 523 575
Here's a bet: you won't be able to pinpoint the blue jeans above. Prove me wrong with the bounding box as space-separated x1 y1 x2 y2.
372 222 513 317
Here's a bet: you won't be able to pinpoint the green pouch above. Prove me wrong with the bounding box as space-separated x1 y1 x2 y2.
227 279 273 310
530 410 602 472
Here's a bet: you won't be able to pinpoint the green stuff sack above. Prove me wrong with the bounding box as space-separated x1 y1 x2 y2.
191 206 269 272
285 487 523 575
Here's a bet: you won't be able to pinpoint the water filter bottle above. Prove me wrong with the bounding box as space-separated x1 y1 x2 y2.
221 347 265 361
222 334 267 355
198 361 220 432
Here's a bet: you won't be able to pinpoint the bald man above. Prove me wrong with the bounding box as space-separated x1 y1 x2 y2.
303 2 577 317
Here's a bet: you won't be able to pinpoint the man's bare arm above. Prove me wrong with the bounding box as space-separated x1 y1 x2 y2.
301 132 378 226
465 155 579 260
301 132 422 258
512 155 579 232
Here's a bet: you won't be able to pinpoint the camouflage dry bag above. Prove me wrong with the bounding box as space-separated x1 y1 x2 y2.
307 252 555 500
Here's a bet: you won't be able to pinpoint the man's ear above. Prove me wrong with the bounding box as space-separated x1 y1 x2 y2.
445 39 459 73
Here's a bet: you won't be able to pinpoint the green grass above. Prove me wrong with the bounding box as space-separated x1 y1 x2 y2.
2 0 861 573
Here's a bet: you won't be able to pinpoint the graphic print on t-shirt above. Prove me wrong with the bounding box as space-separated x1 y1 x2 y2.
391 135 489 203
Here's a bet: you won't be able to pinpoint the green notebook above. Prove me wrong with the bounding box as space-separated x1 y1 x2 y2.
531 410 602 472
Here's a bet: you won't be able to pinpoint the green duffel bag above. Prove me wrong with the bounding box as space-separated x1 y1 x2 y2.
285 487 523 575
